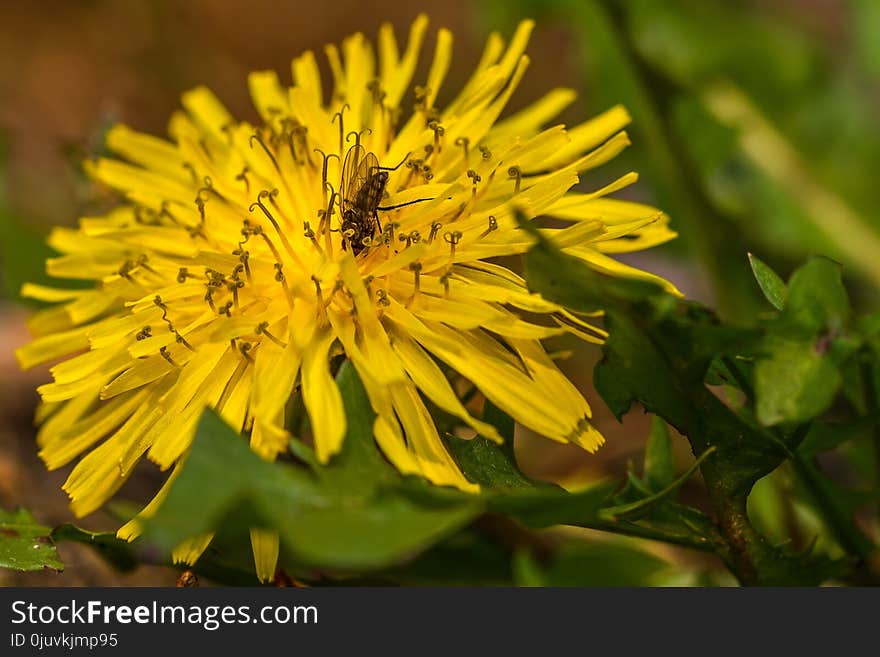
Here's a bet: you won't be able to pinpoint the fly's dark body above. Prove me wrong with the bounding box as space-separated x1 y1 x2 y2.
338 145 432 255
340 145 388 255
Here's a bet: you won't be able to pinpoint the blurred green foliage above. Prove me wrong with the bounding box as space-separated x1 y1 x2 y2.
0 137 54 301
483 0 880 314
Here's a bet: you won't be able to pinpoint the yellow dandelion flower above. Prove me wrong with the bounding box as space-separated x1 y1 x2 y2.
16 17 677 579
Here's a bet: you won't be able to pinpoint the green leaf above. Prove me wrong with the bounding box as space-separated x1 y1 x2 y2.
0 508 63 572
445 429 615 529
643 417 676 490
444 400 548 490
797 419 874 457
372 531 514 586
747 471 790 545
518 220 843 584
511 549 547 587
489 483 616 529
50 525 138 573
444 398 615 528
781 257 849 335
601 447 716 521
141 367 481 572
754 258 855 426
316 362 400 490
755 336 842 426
445 434 540 489
748 253 786 310
516 542 670 587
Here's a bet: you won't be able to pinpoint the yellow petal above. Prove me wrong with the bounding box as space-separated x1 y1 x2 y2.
181 86 234 142
383 14 429 109
250 528 280 583
565 245 683 296
422 28 453 110
172 534 214 566
389 381 478 492
248 70 290 125
16 326 91 370
40 389 148 470
291 50 323 106
301 329 345 463
105 124 187 181
390 331 503 443
488 88 577 142
542 105 631 168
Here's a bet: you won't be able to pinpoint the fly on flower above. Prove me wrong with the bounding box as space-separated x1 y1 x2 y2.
339 144 430 254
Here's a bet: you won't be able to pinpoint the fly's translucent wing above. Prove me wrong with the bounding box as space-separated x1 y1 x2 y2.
353 151 381 212
340 144 366 210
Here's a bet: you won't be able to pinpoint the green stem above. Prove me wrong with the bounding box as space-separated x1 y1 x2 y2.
720 357 873 577
585 519 719 554
714 496 784 584
699 458 808 585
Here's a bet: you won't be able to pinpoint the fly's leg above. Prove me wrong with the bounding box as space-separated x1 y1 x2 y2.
376 197 433 211
377 152 411 173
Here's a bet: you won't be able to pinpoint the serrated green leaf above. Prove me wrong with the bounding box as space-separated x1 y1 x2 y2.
748 253 786 310
445 427 615 528
0 508 63 572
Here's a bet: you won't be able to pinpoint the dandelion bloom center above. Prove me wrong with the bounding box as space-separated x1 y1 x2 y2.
16 17 677 575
